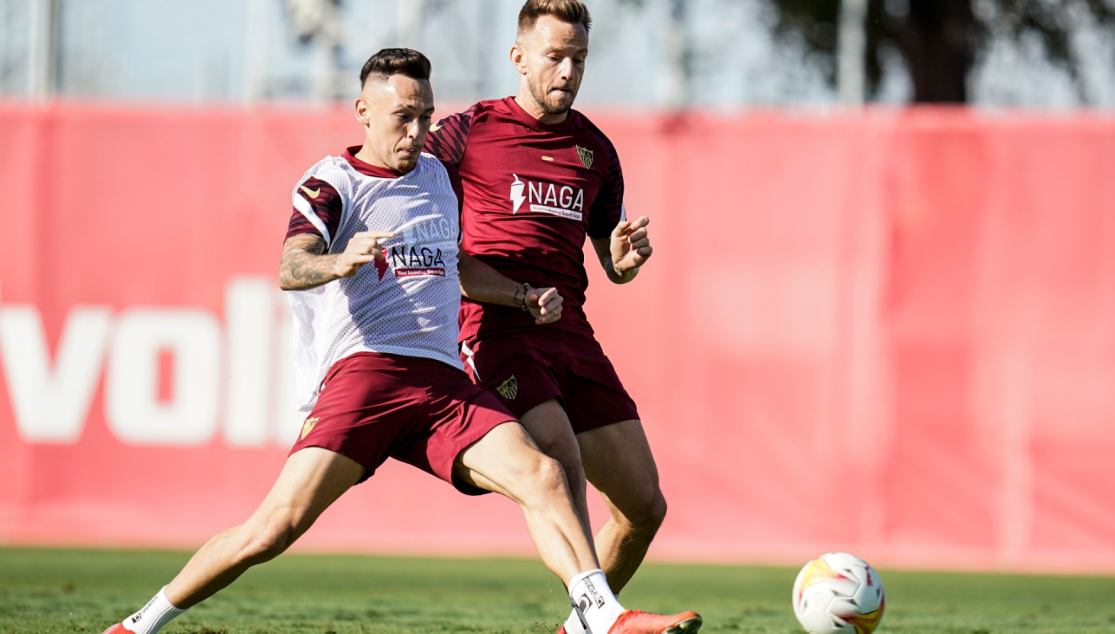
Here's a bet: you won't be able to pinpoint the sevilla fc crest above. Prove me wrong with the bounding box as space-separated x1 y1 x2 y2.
300 417 319 440
576 145 594 169
496 375 519 400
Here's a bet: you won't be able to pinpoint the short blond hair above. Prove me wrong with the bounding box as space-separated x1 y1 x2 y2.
517 0 592 39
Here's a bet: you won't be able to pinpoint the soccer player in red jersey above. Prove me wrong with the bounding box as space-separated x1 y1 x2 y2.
423 4 684 634
98 49 698 634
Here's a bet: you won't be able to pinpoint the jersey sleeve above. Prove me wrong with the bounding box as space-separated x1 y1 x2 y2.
286 177 343 246
439 160 465 244
439 160 465 216
423 104 480 166
587 138 626 240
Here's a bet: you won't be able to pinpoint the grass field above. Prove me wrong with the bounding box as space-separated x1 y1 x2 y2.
2 548 1114 634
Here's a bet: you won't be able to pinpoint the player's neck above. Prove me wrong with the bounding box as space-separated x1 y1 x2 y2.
514 93 569 125
354 145 392 170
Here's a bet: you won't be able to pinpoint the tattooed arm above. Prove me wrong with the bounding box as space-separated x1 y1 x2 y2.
279 231 394 291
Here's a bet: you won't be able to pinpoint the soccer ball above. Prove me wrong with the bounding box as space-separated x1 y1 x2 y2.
791 552 885 634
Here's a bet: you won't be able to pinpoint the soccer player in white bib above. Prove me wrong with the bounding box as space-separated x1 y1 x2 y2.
99 49 700 634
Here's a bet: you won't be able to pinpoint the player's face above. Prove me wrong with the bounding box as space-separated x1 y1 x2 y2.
515 15 588 118
355 74 435 173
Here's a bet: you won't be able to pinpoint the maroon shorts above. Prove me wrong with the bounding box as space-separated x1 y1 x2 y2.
460 330 640 434
288 351 516 495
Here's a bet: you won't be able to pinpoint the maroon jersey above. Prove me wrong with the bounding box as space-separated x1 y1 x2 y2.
424 97 625 342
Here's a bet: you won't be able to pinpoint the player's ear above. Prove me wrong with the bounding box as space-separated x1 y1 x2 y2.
354 97 370 126
509 43 528 75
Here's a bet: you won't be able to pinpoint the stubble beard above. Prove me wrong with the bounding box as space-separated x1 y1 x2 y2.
394 145 421 174
530 78 575 117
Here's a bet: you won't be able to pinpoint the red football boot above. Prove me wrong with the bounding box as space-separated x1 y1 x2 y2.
607 610 702 634
99 625 129 634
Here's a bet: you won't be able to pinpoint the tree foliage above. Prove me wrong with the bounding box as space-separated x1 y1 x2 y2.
765 0 1115 102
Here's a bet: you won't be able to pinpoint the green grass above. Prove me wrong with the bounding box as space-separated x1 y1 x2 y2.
1 548 1114 634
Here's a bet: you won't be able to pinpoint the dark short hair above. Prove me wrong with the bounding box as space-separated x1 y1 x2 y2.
517 0 592 39
359 48 431 87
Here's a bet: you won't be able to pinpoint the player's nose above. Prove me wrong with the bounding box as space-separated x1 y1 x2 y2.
557 57 575 79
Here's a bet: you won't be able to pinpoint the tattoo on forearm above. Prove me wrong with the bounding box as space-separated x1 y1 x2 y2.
280 238 339 290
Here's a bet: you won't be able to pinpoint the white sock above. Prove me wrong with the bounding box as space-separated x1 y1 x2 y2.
563 608 588 634
121 587 186 634
568 569 624 634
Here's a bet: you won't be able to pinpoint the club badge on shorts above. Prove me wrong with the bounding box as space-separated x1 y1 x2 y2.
496 375 519 400
300 417 319 440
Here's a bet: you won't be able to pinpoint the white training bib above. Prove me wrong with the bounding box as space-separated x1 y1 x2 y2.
286 153 462 411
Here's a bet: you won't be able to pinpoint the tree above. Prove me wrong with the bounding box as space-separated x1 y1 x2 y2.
766 0 1115 103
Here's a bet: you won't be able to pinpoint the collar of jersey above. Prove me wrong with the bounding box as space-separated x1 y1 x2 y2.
503 96 578 133
343 146 410 179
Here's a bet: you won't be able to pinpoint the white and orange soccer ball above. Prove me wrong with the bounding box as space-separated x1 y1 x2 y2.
791 552 885 634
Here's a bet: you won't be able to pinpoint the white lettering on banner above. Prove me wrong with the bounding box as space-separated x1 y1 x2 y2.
224 278 302 446
0 277 300 447
271 300 301 444
0 306 111 442
225 279 274 446
105 309 221 445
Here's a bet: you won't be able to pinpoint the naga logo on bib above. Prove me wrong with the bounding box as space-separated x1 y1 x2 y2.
385 220 456 278
388 244 448 277
509 174 585 220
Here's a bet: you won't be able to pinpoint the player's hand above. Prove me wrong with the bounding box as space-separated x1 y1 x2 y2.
610 215 653 275
526 286 563 325
333 231 395 278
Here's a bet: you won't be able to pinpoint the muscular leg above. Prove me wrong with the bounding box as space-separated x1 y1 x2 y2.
164 447 364 608
518 399 591 537
455 423 702 634
453 421 598 584
518 401 666 594
578 420 667 594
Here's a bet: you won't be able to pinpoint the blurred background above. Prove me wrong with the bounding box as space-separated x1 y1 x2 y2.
2 0 1115 576
4 0 1115 107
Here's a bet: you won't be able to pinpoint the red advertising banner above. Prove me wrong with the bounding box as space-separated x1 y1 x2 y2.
2 103 1115 573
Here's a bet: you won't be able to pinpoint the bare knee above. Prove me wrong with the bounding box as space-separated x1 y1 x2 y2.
536 454 572 495
532 437 586 493
555 449 587 493
615 485 668 537
580 421 667 537
521 401 586 492
642 489 668 534
520 454 575 505
236 518 297 565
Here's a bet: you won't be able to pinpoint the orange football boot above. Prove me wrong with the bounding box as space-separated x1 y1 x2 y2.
605 610 702 634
